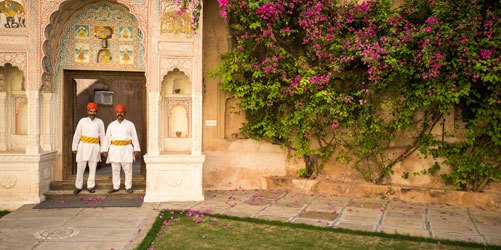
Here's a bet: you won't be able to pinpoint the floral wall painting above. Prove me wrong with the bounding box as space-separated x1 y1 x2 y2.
74 43 90 63
97 48 112 63
160 10 192 35
75 25 89 39
0 0 25 28
94 25 113 48
119 26 133 41
119 45 133 64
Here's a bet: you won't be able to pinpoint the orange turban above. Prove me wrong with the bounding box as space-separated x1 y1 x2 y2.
87 102 98 111
115 104 126 113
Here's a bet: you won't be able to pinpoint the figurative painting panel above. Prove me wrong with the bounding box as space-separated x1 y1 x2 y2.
75 25 90 39
74 43 90 63
97 48 112 63
0 0 25 29
119 45 133 64
161 10 192 35
119 26 133 41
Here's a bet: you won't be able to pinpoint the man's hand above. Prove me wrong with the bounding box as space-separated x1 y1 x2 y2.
72 151 77 154
102 152 108 157
134 151 139 157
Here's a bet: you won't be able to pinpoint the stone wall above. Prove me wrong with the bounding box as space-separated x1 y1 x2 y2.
201 0 500 195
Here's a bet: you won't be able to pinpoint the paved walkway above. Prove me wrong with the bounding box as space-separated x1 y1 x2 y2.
1 190 500 249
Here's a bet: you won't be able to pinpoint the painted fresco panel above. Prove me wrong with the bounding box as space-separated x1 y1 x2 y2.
0 0 25 29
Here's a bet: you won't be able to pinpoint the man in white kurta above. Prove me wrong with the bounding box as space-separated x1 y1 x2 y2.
102 104 140 193
71 102 105 194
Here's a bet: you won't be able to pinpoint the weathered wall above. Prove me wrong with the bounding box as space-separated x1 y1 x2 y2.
201 0 500 194
202 0 288 190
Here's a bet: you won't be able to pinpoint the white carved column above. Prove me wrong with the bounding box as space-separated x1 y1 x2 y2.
42 92 54 151
26 90 41 154
191 3 203 155
0 92 7 151
192 92 202 155
148 92 160 155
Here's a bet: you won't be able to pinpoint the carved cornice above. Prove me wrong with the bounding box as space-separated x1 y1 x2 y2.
144 154 205 164
0 151 57 163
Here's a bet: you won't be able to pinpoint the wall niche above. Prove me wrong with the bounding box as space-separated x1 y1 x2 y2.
0 64 27 152
160 69 192 152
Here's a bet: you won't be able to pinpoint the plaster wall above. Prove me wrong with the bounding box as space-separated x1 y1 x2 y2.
201 0 499 194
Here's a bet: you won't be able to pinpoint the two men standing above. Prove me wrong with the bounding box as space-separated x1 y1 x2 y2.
72 103 140 194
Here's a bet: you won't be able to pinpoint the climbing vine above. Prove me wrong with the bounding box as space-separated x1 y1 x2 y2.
212 0 500 190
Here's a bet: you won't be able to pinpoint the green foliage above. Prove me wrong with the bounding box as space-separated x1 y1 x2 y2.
212 0 500 190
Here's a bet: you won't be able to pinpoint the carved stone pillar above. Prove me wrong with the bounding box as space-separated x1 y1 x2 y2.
0 92 7 151
26 90 41 154
192 92 202 155
148 92 160 155
42 92 54 151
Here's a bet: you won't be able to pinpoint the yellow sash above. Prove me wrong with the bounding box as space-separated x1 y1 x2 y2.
112 140 132 146
80 135 99 144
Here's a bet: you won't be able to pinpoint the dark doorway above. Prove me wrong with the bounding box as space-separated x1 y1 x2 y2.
63 70 147 180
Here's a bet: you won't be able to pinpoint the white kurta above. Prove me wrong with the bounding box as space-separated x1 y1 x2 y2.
72 117 106 162
103 119 140 163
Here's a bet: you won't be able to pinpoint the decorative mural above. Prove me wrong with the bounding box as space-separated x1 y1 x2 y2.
119 45 133 64
0 0 25 29
74 43 89 63
161 9 192 35
75 25 89 39
57 3 145 71
119 26 133 41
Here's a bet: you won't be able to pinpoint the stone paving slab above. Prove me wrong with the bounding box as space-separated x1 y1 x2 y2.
429 221 477 234
339 214 380 224
485 236 501 246
381 217 426 229
299 211 339 221
385 210 425 220
292 218 333 227
335 222 377 231
432 232 485 244
258 205 303 217
255 214 291 222
2 190 501 249
378 226 431 238
34 242 129 250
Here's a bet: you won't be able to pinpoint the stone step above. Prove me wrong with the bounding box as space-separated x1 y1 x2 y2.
43 189 146 200
50 180 146 191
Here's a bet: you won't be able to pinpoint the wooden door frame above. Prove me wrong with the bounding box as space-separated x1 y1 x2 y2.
62 70 147 180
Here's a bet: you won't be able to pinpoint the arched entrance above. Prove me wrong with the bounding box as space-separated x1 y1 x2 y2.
42 0 147 180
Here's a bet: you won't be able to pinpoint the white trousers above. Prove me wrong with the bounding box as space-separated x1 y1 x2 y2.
111 162 132 190
75 161 97 189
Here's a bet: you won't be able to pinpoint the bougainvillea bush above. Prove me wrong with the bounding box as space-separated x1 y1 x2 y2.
211 0 500 190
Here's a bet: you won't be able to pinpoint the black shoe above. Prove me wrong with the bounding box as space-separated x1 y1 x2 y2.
73 189 82 194
88 187 96 193
126 189 133 193
108 189 119 193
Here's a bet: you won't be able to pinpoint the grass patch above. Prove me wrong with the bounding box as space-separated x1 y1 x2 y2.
0 210 10 218
136 210 499 250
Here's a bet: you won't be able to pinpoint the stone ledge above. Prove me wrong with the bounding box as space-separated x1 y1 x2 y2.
265 176 501 210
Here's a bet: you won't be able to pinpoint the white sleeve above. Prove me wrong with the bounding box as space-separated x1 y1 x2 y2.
102 123 112 152
71 120 82 151
131 122 141 152
99 120 106 152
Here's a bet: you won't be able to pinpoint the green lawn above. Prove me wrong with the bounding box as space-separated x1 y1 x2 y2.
136 210 498 250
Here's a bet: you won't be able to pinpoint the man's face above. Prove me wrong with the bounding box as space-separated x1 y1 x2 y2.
87 108 97 119
116 109 125 121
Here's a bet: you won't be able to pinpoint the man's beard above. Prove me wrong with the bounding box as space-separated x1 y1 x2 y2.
89 114 96 118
